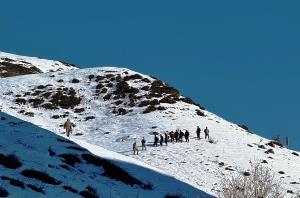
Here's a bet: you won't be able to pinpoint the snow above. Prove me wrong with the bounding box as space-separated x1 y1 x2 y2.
0 112 208 198
0 52 300 197
0 51 78 74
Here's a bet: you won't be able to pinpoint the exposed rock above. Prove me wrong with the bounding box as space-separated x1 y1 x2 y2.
71 78 80 83
196 109 205 117
265 148 275 154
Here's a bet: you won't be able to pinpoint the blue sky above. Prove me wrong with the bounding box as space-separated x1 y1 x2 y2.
1 1 300 150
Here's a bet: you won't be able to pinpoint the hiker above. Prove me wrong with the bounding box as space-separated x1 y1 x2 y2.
184 130 190 142
174 130 179 142
164 133 169 146
133 141 139 155
196 126 201 140
160 134 164 146
63 118 75 138
141 137 146 150
154 135 159 147
179 130 184 143
169 131 175 142
204 127 210 140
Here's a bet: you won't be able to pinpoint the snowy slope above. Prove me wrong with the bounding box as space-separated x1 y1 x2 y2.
0 53 300 197
0 112 209 198
0 52 77 77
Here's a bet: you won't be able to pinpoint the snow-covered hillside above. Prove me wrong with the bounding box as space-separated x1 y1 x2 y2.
0 112 208 198
0 52 77 78
0 52 300 197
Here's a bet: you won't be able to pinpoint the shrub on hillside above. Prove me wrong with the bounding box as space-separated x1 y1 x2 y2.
74 107 85 113
59 153 81 167
219 162 285 198
79 186 99 198
42 103 58 110
28 98 44 108
88 74 95 81
1 176 24 189
21 169 61 185
24 112 34 117
63 185 78 194
0 187 8 197
71 78 80 83
196 109 205 116
160 96 177 104
27 184 44 194
0 154 22 169
15 98 27 105
50 89 81 109
150 80 180 99
143 105 156 114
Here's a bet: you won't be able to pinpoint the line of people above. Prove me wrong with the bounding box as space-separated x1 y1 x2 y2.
133 126 211 155
153 129 190 147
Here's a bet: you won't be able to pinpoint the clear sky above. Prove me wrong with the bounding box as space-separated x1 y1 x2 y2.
1 1 299 150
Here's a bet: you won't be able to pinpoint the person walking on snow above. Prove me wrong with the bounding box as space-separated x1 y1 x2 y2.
169 131 175 142
204 127 210 140
141 137 146 150
184 130 190 142
64 118 75 139
196 126 201 140
133 141 139 155
174 130 179 142
160 134 164 146
164 133 169 146
179 130 184 143
154 135 159 147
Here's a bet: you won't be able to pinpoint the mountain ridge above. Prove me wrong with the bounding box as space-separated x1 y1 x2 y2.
0 51 78 78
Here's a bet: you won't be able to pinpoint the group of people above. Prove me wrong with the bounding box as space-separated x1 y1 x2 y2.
62 118 211 156
153 129 190 147
132 126 211 155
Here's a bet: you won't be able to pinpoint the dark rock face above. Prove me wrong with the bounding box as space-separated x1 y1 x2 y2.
0 61 41 78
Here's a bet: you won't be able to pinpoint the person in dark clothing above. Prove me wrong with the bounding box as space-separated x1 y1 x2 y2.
154 135 159 147
179 130 184 143
184 130 190 142
141 137 146 150
169 131 174 142
174 130 179 142
160 134 164 146
196 126 201 140
204 127 210 140
164 133 169 146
